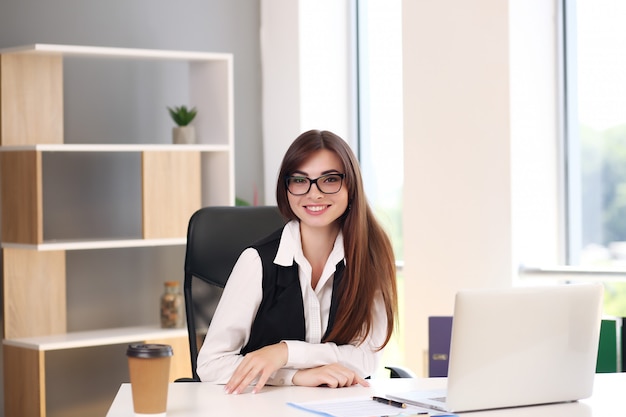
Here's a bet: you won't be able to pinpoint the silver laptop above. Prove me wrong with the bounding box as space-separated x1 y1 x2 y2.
388 283 604 413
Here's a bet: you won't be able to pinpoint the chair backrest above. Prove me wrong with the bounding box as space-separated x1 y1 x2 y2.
182 205 286 381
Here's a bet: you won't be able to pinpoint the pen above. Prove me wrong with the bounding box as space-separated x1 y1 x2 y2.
372 396 407 408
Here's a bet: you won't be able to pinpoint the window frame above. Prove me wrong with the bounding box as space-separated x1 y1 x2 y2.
562 0 583 266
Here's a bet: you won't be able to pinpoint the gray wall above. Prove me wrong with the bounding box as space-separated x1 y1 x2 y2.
0 1 262 416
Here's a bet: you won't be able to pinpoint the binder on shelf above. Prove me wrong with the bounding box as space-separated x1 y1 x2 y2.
596 317 621 373
621 317 625 372
428 315 453 377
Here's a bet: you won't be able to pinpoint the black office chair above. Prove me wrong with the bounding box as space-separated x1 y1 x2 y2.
177 205 414 382
178 205 286 382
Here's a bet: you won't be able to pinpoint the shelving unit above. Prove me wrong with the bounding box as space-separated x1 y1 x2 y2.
0 44 234 417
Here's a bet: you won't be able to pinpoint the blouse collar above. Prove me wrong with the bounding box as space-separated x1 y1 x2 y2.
274 220 345 271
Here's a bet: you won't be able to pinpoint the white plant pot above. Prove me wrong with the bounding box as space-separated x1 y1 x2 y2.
172 126 195 144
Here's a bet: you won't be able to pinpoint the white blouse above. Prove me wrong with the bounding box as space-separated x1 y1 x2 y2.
195 220 388 385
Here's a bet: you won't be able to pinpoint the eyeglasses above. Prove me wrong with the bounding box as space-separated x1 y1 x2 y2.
286 173 346 196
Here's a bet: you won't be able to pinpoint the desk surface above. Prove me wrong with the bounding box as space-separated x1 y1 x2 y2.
106 373 624 417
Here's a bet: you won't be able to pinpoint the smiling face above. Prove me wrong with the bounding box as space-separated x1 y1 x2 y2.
286 149 349 233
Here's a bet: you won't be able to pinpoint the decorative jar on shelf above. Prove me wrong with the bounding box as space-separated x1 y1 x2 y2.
160 281 184 328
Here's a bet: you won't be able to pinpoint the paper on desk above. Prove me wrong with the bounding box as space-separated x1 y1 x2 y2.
287 396 429 417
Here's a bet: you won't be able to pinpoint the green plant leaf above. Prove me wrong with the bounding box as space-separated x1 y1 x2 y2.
235 197 251 206
167 105 197 126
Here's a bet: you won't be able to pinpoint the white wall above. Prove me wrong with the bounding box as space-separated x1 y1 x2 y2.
261 0 561 376
401 0 560 376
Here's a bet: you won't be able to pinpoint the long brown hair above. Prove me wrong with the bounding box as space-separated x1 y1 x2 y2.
276 129 398 349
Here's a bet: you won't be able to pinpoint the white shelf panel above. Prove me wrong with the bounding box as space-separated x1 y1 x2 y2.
0 144 229 152
0 43 231 62
3 326 188 351
1 237 186 251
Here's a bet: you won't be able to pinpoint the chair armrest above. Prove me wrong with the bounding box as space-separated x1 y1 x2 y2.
385 365 417 378
174 376 201 383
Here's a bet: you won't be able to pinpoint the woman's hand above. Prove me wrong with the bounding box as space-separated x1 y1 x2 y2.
292 363 370 388
224 342 288 394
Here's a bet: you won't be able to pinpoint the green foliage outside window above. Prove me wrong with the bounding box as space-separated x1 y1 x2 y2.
580 124 626 316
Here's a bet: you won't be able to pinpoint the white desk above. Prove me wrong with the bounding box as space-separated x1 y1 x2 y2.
107 373 625 417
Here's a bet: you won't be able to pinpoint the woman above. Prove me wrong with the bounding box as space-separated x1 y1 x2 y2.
196 129 398 394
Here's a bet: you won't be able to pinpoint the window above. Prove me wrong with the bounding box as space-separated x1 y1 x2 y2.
355 0 404 376
564 0 626 314
356 0 404 261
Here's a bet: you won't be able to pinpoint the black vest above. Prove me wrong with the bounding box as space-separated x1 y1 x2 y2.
240 228 345 355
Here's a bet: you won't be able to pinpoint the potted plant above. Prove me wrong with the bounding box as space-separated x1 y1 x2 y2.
168 105 197 144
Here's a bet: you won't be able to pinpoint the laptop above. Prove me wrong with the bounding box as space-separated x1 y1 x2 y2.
388 283 604 413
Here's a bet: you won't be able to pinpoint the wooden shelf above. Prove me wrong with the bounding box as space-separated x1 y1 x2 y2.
1 237 186 251
3 325 187 351
0 43 235 150
0 43 230 61
0 144 230 152
3 326 191 417
1 43 234 416
1 149 205 244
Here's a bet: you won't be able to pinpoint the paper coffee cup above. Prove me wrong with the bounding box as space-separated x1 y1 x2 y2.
127 344 173 416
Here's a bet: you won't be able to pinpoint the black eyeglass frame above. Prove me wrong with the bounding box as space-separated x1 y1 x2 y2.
285 173 346 196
